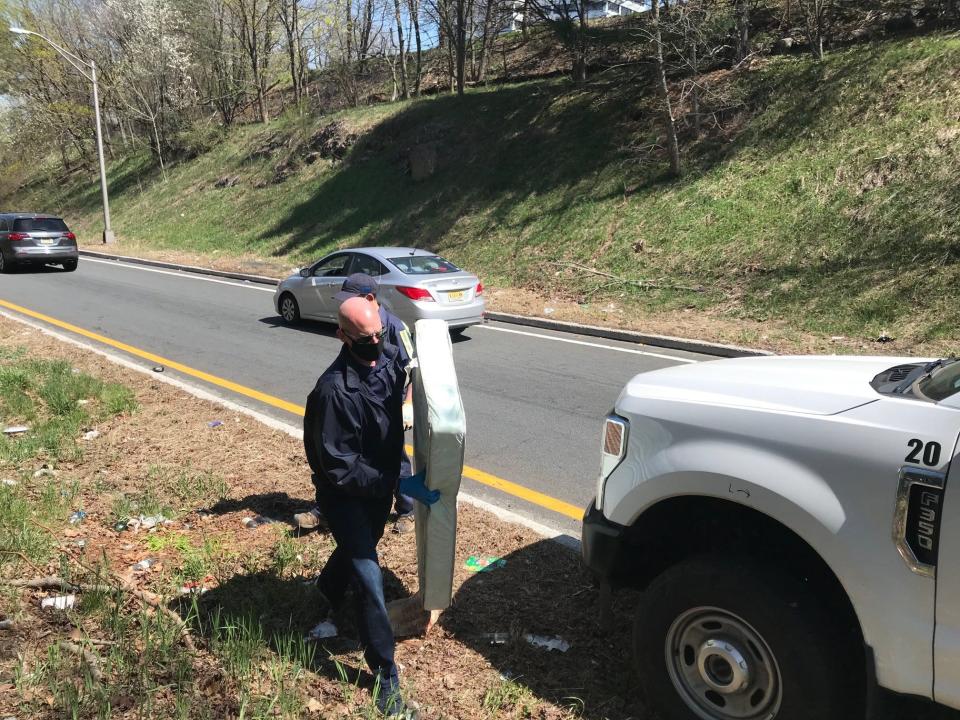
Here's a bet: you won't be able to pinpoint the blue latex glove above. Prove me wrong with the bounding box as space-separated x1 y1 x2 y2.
399 469 440 507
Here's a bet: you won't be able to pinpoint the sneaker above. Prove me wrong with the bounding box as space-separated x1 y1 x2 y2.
393 514 415 535
378 693 420 719
294 507 325 530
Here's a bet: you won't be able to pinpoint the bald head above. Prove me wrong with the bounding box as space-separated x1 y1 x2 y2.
339 296 381 335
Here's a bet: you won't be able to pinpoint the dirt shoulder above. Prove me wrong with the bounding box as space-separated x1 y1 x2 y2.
0 314 642 720
79 242 924 357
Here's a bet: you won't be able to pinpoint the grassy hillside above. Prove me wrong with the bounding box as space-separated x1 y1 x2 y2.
7 32 960 352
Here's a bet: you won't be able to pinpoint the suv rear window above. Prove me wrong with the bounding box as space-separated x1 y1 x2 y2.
13 217 68 232
388 255 460 275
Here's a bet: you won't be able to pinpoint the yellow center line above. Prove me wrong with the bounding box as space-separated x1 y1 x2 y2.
0 298 585 521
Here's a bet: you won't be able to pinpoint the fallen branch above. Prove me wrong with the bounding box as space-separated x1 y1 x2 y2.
0 549 48 577
7 576 197 653
59 641 105 683
547 261 705 293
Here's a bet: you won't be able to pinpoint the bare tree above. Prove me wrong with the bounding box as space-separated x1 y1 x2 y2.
230 0 278 122
407 0 423 94
797 0 830 59
524 0 590 81
278 0 308 101
650 0 681 176
390 0 408 97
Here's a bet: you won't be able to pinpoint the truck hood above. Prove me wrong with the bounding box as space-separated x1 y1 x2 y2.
623 355 931 415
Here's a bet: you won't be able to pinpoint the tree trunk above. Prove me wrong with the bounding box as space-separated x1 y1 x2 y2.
455 0 467 95
652 0 681 177
476 0 496 83
392 0 409 98
408 0 423 95
151 116 167 181
735 0 750 62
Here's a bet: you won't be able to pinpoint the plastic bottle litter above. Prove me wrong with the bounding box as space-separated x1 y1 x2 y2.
68 510 87 524
41 595 76 610
1 479 17 487
131 558 159 572
523 634 570 652
207 420 223 428
77 399 90 406
3 426 29 435
304 619 338 641
123 515 170 532
152 366 164 373
242 515 276 529
178 575 215 595
82 430 100 441
464 556 506 573
33 467 58 479
483 632 510 645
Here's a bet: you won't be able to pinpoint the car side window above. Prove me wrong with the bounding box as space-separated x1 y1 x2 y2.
351 253 387 277
311 254 351 278
0 217 7 232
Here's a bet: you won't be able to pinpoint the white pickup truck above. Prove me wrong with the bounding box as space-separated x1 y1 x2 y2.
581 355 960 720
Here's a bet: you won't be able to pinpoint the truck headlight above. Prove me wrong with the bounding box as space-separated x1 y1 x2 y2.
596 413 628 512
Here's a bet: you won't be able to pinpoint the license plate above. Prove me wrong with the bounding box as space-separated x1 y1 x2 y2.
39 238 56 246
447 290 465 301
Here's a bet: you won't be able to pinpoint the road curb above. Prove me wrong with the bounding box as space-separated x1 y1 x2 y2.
80 249 769 358
80 249 281 286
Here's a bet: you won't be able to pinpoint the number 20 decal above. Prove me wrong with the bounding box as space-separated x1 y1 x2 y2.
906 439 942 467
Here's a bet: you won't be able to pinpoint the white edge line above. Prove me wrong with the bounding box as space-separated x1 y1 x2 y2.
0 308 576 547
477 323 699 363
83 256 276 293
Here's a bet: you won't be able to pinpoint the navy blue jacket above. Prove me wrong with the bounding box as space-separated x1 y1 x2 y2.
304 339 407 498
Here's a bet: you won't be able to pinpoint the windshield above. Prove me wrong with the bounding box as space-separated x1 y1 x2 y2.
388 255 460 275
13 217 68 232
916 360 960 402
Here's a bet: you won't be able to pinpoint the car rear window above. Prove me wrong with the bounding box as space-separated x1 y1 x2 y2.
13 217 69 232
388 255 460 275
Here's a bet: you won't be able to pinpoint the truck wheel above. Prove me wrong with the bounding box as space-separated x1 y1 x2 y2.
634 556 858 720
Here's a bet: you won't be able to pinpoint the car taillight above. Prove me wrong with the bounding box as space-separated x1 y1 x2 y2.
7 232 29 241
65 232 76 241
397 286 434 302
476 281 483 295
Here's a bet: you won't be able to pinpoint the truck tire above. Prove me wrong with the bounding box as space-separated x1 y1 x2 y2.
634 555 859 720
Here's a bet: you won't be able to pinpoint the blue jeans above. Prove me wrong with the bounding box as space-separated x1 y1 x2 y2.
316 493 399 699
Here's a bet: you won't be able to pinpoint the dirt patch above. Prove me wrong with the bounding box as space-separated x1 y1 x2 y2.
0 316 641 719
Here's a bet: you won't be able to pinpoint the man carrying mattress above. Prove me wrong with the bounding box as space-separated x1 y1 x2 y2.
303 296 439 719
295 273 418 534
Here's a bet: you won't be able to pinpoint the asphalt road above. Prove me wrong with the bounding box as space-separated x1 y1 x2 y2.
0 257 711 537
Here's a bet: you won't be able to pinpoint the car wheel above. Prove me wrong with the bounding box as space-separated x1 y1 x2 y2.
279 293 301 323
634 556 859 720
0 252 15 274
62 259 78 272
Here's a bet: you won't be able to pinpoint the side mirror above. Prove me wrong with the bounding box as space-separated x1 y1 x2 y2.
299 267 310 278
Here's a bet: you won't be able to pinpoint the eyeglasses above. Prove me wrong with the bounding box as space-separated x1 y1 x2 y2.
343 327 387 345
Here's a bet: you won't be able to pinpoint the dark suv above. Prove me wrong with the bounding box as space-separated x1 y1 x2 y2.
0 213 79 273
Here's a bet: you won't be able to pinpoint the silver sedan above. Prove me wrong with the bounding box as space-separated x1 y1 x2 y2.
273 247 485 332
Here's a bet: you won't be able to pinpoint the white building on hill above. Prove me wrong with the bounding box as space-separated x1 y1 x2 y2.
501 0 650 33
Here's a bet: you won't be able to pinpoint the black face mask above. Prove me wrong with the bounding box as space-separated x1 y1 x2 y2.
350 339 384 363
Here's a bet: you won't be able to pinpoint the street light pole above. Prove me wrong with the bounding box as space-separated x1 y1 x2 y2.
89 61 114 244
9 26 115 244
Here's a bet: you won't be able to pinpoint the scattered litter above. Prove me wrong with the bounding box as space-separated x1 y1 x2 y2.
33 467 58 479
304 619 338 641
82 430 100 441
70 368 80 374
68 510 87 524
122 515 171 532
483 632 510 645
207 420 223 428
41 595 76 610
830 336 846 342
0 619 13 630
152 366 164 373
876 333 894 343
524 634 570 652
75 539 86 549
1 479 17 487
131 557 159 572
3 426 29 435
77 399 90 406
242 515 277 529
464 556 506 573
178 575 215 595
543 307 555 315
